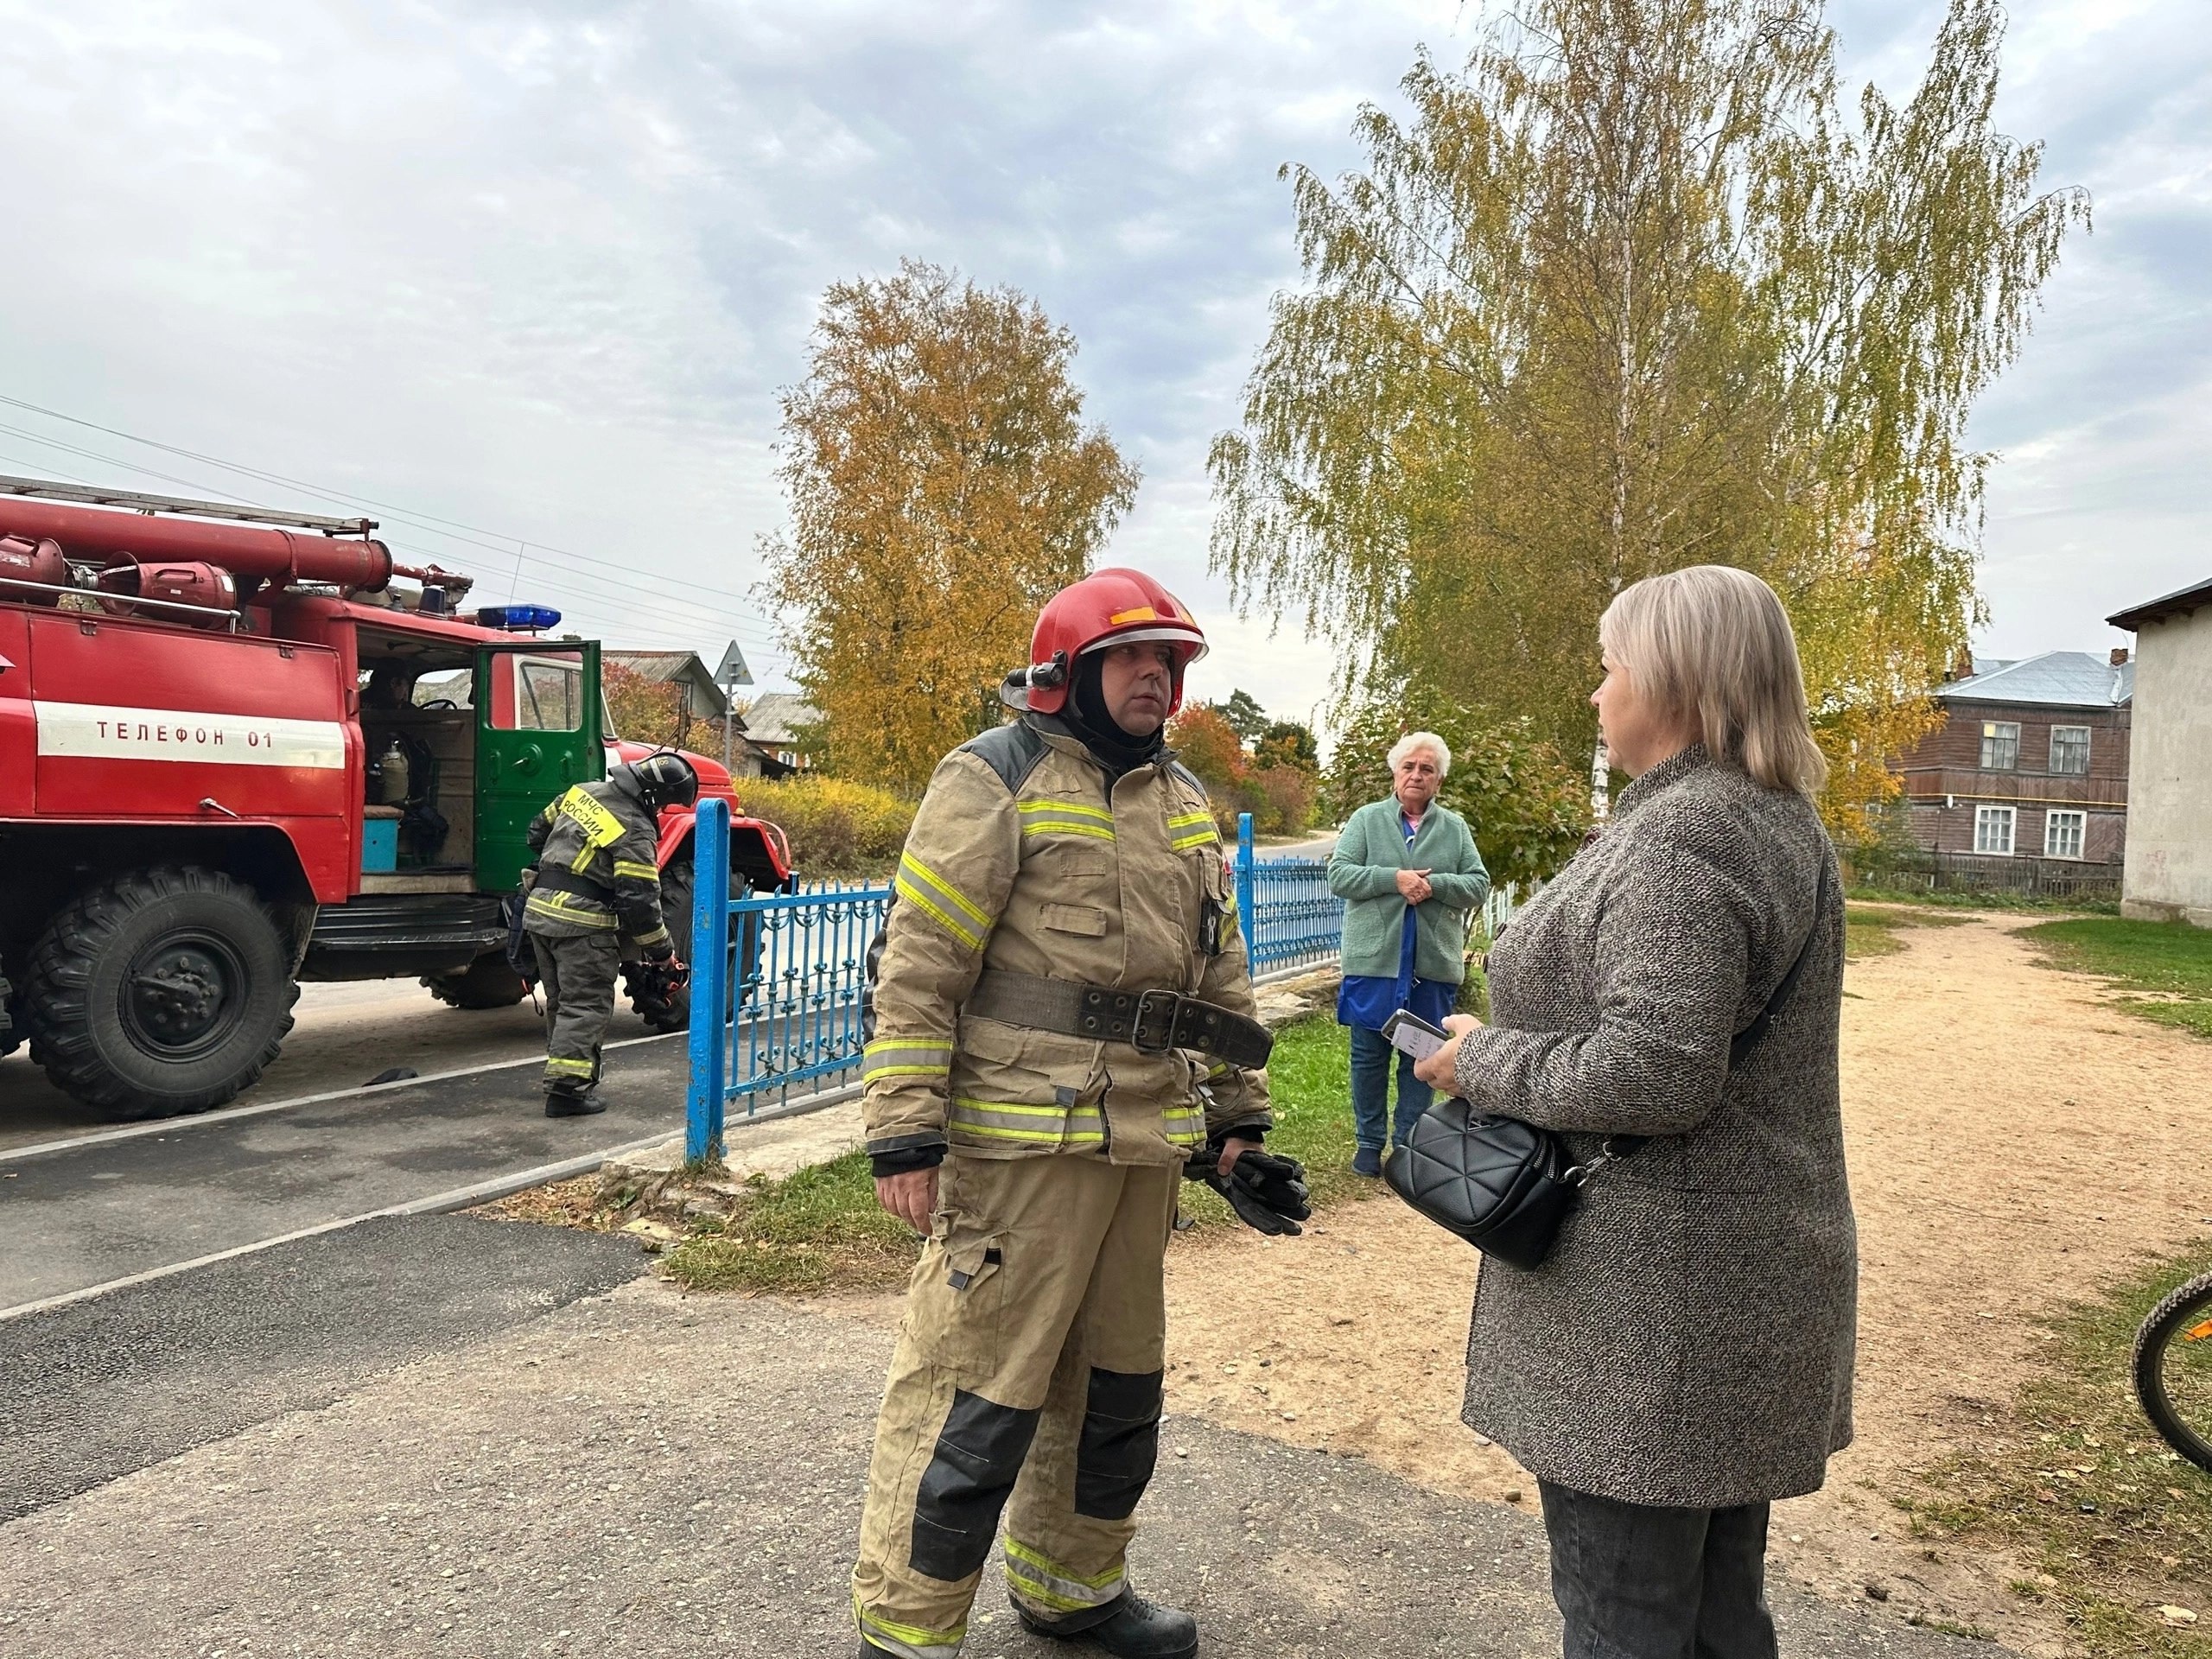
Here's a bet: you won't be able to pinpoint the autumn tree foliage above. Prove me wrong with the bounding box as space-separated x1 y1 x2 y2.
761 262 1141 791
603 661 689 749
1323 690 1589 887
1167 701 1319 836
1210 0 2084 833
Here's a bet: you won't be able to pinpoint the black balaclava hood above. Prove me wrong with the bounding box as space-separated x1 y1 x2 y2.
1065 648 1167 776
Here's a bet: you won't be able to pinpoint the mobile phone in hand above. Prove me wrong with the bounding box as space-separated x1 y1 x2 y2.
1381 1008 1448 1060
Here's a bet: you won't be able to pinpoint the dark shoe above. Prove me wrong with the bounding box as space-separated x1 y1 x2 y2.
544 1090 607 1118
1016 1592 1198 1659
857 1642 897 1658
1351 1145 1382 1177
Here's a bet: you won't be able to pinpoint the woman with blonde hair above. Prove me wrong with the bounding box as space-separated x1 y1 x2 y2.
1414 564 1852 1659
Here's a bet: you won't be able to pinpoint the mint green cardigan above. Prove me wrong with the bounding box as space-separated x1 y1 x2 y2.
1327 798 1491 983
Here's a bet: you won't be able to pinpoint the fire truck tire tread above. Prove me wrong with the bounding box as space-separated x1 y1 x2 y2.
0 969 17 1059
423 953 531 1011
22 866 298 1120
631 860 755 1033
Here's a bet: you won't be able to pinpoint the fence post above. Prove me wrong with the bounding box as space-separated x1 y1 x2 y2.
1235 811 1257 955
684 797 731 1165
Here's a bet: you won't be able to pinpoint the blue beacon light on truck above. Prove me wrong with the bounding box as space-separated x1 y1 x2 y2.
474 604 563 632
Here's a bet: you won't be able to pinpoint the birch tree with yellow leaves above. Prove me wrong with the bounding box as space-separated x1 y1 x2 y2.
762 262 1139 790
1210 0 2086 836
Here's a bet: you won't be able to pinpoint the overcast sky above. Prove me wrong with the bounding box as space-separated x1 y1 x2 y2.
2 0 2203 734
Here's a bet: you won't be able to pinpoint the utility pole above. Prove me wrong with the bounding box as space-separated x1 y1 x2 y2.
715 642 753 778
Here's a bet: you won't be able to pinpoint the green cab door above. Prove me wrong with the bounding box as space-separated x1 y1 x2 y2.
474 641 603 893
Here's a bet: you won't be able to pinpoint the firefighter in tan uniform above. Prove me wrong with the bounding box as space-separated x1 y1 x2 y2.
521 752 696 1116
852 570 1311 1659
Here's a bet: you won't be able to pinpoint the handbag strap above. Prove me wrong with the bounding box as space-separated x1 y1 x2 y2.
1576 855 1834 1181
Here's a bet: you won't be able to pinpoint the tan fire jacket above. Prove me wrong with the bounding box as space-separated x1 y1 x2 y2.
863 716 1273 1169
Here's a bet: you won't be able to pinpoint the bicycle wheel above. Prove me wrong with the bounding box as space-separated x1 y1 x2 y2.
2133 1269 2212 1474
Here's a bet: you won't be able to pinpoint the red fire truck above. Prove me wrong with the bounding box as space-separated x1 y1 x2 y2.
0 478 790 1120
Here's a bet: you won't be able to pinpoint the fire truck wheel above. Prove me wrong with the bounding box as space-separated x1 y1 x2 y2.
423 953 531 1011
22 867 299 1119
632 860 756 1034
0 969 18 1060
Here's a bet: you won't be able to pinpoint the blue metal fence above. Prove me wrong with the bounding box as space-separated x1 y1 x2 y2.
684 798 893 1161
682 799 1346 1161
1235 811 1344 978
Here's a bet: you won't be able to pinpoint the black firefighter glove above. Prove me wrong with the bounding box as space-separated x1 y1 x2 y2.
1183 1142 1312 1237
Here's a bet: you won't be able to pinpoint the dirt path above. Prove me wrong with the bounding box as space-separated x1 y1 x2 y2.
1159 914 2212 1652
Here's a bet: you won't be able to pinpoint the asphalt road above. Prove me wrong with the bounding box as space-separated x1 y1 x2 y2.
0 1213 645 1523
0 1276 2005 1659
0 1031 690 1313
0 976 626 1154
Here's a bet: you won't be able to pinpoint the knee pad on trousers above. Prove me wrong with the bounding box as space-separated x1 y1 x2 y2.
911 1389 1042 1582
1074 1366 1163 1521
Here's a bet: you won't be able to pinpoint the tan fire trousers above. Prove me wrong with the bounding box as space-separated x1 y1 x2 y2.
851 1151 1181 1659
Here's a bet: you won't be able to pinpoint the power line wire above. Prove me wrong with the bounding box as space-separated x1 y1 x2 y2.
0 429 789 653
0 392 787 625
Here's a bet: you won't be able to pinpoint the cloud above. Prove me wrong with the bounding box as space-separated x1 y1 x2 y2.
0 0 2198 721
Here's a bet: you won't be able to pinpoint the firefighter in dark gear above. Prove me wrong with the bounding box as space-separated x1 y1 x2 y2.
851 570 1279 1659
521 752 698 1116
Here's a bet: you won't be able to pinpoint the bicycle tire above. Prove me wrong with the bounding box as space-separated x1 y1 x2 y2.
2133 1268 2212 1474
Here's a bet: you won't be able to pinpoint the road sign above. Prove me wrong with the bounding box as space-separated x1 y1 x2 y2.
715 642 753 689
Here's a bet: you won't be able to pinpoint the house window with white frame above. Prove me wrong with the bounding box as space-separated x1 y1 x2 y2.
2050 725 2090 775
1974 804 2016 855
1980 721 2019 769
2044 810 2086 860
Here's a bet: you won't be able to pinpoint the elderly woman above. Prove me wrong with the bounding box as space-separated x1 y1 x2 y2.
1328 732 1490 1177
1413 566 1853 1659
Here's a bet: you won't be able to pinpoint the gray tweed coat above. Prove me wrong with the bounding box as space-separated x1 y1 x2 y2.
1452 745 1855 1508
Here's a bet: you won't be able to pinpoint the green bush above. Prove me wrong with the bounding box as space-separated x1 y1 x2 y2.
741 775 916 874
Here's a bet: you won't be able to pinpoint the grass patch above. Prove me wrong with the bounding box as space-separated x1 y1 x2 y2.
1177 1017 1369 1230
1894 1242 2212 1657
1845 903 1974 961
1850 883 2120 916
2022 918 2212 1041
664 1151 921 1294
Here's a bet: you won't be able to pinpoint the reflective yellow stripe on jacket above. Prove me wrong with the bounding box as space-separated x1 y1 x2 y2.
861 1039 953 1083
1167 810 1217 852
948 1098 1105 1147
1017 799 1116 842
1160 1103 1207 1147
524 890 620 929
894 852 991 950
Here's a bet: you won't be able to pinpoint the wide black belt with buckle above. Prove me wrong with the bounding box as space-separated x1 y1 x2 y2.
965 969 1273 1071
530 865 613 902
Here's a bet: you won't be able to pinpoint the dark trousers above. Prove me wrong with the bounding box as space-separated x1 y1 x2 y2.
530 931 620 1093
1348 1022 1433 1150
1538 1479 1778 1659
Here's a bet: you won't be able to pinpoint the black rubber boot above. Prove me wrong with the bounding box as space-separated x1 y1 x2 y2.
1015 1592 1198 1659
544 1087 607 1117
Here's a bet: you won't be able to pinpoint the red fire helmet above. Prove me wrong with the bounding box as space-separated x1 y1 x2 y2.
1007 568 1209 716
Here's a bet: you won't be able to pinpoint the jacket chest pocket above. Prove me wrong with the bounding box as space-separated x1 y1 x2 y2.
1041 903 1107 938
1020 835 1116 911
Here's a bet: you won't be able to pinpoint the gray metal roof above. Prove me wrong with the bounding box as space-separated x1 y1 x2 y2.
1938 650 2132 709
2108 575 2212 632
740 693 820 746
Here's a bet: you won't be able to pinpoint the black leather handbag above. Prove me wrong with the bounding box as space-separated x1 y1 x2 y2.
1383 861 1831 1269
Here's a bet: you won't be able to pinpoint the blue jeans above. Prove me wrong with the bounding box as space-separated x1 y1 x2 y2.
1348 1023 1434 1151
